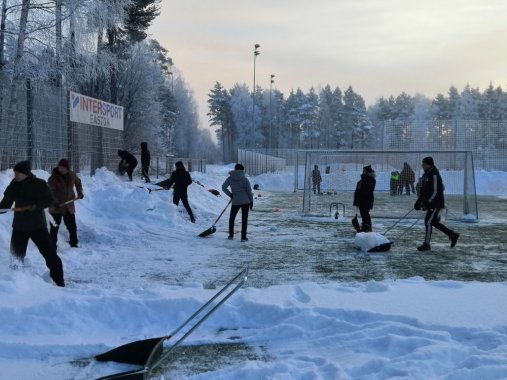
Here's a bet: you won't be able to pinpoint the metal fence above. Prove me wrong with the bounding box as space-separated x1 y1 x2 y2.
237 149 287 176
0 80 123 174
0 81 207 177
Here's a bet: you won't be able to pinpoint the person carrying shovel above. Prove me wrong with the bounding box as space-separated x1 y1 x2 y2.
222 163 253 242
0 160 65 286
48 159 84 248
353 165 376 232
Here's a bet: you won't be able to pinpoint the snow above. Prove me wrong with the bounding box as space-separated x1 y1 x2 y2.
354 232 391 252
0 166 506 379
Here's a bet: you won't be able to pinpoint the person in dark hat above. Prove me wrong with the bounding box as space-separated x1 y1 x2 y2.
156 161 195 223
140 142 151 183
0 161 65 286
414 156 459 251
48 159 84 248
117 149 138 181
222 163 254 241
353 165 376 232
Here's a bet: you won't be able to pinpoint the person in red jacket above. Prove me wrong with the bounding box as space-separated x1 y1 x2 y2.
48 159 84 248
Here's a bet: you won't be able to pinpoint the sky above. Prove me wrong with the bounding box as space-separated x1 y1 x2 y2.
148 0 507 131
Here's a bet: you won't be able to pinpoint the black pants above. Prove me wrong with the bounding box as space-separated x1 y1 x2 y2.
50 213 78 247
174 193 194 220
142 165 151 182
424 208 453 244
404 181 415 195
358 206 372 231
229 204 250 238
126 163 137 181
313 182 321 194
10 228 65 286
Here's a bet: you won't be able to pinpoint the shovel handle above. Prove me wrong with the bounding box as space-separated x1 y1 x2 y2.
213 200 232 226
0 205 33 213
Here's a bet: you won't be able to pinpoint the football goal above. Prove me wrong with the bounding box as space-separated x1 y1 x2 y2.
301 150 478 221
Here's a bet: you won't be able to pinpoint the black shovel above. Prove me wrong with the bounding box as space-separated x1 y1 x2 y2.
94 267 248 380
198 200 231 237
193 180 221 197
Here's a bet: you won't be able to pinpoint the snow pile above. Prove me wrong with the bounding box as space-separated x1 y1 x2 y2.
354 232 391 252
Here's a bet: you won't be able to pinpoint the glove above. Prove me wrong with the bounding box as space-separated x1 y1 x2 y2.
249 202 253 210
78 194 84 199
414 201 421 211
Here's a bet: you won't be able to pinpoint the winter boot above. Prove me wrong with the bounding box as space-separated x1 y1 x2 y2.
190 215 196 223
417 243 431 251
228 235 234 240
241 236 248 242
450 233 460 248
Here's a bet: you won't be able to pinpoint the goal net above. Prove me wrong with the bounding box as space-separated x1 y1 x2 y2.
301 150 478 221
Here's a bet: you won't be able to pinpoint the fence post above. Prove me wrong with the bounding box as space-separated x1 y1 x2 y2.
156 156 159 179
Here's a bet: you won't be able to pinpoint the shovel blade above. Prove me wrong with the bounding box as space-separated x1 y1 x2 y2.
352 215 361 233
198 225 216 237
95 337 165 366
368 242 393 252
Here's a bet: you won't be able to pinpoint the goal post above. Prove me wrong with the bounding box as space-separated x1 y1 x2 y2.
301 150 478 221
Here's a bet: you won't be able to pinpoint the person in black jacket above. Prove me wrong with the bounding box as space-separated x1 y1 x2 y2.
157 161 195 223
118 149 138 181
414 156 459 251
140 142 151 183
353 165 376 232
0 161 65 286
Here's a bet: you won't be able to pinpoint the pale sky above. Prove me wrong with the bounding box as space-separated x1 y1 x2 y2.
148 0 507 130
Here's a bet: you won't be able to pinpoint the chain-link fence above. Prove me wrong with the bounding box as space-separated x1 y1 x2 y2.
0 80 123 174
237 149 286 176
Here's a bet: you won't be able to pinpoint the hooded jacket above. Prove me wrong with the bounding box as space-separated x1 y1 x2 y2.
0 174 53 231
222 170 253 206
48 168 83 215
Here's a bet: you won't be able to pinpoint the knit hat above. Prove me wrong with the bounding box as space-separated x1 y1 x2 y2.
141 142 148 150
175 161 184 168
58 158 70 169
363 165 374 173
422 156 434 166
235 163 245 170
13 160 31 175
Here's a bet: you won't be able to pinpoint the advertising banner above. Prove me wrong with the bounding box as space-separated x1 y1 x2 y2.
69 91 124 130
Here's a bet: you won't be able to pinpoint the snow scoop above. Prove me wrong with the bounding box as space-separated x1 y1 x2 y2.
198 200 231 237
94 267 248 380
193 180 220 197
367 208 418 252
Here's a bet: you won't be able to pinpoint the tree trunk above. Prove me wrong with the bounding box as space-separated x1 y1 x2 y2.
107 27 118 104
4 0 30 169
55 0 63 87
0 0 8 129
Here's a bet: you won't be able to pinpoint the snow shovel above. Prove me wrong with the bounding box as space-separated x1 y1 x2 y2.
198 200 231 237
94 267 248 380
193 180 220 197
